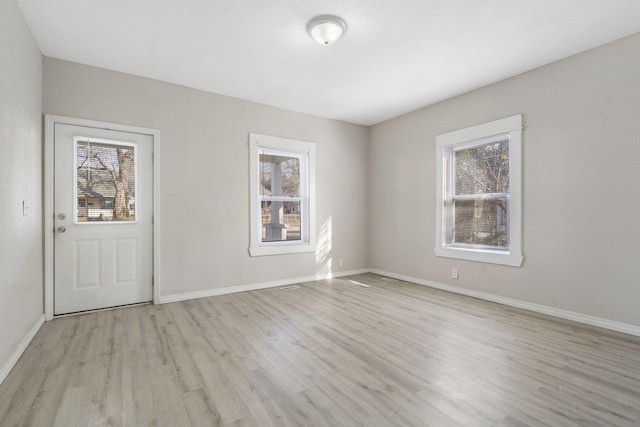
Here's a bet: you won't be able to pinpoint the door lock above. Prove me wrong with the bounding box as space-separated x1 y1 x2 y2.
57 213 66 220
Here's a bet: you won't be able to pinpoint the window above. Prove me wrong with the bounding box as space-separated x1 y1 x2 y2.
75 137 136 223
100 200 114 210
435 115 523 266
249 133 316 256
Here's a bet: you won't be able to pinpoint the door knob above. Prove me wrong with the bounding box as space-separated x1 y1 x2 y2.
57 226 66 233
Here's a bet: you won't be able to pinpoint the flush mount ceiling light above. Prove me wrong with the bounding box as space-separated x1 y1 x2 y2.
307 15 347 45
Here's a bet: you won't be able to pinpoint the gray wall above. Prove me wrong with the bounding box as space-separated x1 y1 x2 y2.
369 33 640 326
43 59 370 297
0 0 43 371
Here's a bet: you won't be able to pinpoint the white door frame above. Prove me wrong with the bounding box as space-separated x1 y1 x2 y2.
44 115 161 320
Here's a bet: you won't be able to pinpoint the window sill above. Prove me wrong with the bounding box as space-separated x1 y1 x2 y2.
249 242 316 257
435 246 523 267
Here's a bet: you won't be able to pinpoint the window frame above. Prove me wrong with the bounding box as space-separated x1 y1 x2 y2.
435 115 523 267
249 133 316 257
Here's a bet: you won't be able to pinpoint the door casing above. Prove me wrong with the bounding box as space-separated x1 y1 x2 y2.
44 115 161 320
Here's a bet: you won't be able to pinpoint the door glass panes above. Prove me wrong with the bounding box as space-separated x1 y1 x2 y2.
76 139 136 222
259 152 302 242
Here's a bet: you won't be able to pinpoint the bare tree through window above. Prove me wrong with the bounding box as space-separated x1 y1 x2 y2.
76 140 136 222
453 139 509 247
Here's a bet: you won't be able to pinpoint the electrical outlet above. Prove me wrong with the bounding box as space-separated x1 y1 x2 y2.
451 269 458 279
338 258 344 267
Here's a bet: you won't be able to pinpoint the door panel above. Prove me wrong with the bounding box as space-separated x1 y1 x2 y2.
54 123 153 315
114 238 138 284
73 240 101 289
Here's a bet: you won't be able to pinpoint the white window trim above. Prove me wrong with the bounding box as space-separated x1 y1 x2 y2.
249 133 316 257
435 115 523 267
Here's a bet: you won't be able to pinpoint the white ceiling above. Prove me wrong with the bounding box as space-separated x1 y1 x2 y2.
16 0 640 126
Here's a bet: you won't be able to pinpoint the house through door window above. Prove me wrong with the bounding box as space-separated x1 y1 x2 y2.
75 138 137 223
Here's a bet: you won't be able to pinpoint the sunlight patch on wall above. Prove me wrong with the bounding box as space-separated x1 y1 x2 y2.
315 216 332 277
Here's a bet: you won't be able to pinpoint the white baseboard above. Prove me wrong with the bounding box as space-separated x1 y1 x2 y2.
369 269 640 338
159 267 640 338
0 314 45 386
158 269 370 304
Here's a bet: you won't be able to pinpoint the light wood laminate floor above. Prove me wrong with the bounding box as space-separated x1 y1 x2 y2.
1 273 640 426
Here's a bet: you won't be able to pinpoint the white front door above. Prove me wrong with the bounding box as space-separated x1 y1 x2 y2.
54 123 153 315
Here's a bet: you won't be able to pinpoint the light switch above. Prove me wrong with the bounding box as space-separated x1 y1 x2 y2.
22 200 29 216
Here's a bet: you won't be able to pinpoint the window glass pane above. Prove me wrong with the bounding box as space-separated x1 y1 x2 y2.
259 153 300 197
100 200 114 209
261 200 301 242
453 198 508 248
76 140 135 222
455 139 509 195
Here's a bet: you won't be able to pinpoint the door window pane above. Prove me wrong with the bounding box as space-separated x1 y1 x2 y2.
76 140 136 222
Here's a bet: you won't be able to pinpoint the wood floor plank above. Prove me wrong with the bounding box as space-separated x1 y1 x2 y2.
2 273 640 426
